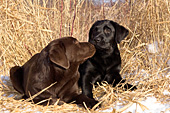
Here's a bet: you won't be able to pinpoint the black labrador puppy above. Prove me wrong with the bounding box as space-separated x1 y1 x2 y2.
79 20 137 99
10 37 97 108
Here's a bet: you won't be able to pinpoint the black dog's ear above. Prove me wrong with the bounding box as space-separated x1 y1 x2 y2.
111 21 129 43
49 42 70 69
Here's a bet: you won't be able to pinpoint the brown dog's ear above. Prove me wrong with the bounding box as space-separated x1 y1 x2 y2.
49 42 70 69
111 21 129 43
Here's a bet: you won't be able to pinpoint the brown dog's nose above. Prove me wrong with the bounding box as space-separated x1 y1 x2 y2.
88 43 96 52
80 42 96 59
81 42 95 51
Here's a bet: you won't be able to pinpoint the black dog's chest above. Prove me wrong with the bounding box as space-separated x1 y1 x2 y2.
91 53 120 77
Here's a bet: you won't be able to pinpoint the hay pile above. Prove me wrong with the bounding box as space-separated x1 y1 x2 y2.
0 0 169 112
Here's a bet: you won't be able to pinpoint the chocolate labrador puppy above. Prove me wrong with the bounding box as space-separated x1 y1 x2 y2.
10 37 98 108
79 20 137 99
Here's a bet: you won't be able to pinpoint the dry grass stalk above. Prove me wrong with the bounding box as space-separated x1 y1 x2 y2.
25 81 57 102
0 0 169 112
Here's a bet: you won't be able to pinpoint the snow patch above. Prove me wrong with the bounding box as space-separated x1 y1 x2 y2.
122 97 169 113
100 107 113 112
0 75 10 85
99 97 170 113
147 41 159 53
163 90 170 96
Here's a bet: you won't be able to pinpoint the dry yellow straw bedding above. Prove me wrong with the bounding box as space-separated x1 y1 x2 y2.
0 0 170 112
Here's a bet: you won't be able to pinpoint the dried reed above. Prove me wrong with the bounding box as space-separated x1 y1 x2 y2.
0 0 169 112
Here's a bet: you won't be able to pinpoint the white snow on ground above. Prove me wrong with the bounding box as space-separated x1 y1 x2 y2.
121 97 170 113
146 41 170 72
1 75 10 85
147 41 159 53
100 107 113 112
163 90 170 95
0 75 15 98
100 97 170 113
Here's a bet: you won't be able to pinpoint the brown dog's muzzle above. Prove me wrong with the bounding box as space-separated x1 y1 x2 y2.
74 42 96 64
80 42 96 59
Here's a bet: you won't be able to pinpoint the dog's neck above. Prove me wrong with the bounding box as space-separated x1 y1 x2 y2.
95 47 113 58
95 45 119 58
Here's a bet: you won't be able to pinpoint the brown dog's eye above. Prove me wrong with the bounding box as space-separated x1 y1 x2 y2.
74 40 78 44
104 26 111 36
74 40 81 47
73 39 79 44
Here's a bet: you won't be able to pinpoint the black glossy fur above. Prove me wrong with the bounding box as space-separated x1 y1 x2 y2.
79 20 137 99
10 37 98 108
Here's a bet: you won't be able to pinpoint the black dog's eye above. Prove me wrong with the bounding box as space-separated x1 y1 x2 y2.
103 26 111 36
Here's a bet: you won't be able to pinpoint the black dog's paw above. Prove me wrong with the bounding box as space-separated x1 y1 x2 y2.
84 98 99 109
75 94 100 109
131 85 137 90
124 84 137 91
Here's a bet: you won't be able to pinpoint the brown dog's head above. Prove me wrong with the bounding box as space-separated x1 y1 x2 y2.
45 37 96 69
89 20 129 51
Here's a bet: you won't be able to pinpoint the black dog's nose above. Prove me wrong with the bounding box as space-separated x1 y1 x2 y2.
94 37 101 43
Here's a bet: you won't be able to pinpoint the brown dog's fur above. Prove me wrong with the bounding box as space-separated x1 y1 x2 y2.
10 37 97 108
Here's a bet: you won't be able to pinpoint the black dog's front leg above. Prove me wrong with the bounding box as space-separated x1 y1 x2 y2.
105 72 137 90
81 75 94 99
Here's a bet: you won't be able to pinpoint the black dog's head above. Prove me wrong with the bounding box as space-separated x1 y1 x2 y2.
89 20 129 51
